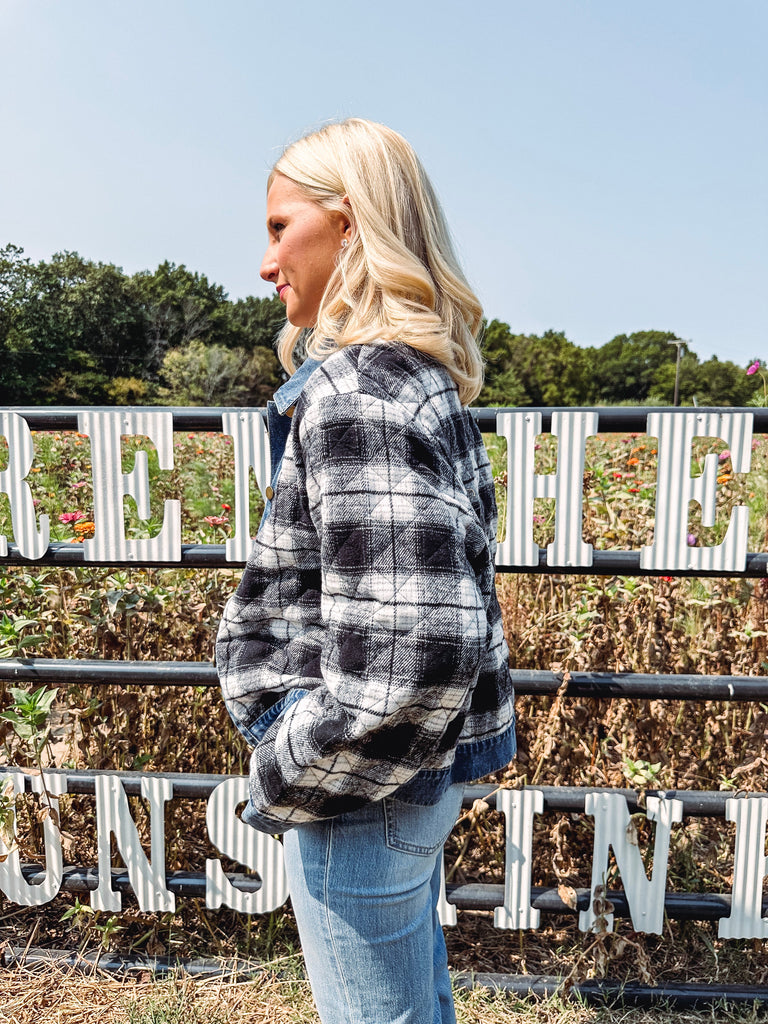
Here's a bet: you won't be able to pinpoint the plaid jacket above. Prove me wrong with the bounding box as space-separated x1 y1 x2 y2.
216 342 515 832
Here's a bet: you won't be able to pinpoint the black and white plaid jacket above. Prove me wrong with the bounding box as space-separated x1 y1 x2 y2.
216 342 516 832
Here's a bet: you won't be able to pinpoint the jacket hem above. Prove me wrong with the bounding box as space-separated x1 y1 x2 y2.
393 721 517 805
241 801 292 835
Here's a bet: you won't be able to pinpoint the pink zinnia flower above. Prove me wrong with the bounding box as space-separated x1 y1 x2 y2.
204 515 229 527
747 360 761 376
59 511 87 524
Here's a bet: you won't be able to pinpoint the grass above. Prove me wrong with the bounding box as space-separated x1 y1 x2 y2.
0 963 765 1024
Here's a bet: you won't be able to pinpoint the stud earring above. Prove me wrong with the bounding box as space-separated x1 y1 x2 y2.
340 239 349 248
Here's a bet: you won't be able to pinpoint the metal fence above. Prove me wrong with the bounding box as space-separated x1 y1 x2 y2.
2 404 768 1007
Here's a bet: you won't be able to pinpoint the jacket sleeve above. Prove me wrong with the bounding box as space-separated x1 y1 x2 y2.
238 390 491 832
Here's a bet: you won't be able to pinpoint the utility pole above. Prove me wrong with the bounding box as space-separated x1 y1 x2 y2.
668 338 685 407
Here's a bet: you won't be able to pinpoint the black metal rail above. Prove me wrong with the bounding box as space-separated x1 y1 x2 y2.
1 767 758 817
13 863 758 924
4 543 768 574
8 404 768 435
3 947 765 1007
1 657 766 701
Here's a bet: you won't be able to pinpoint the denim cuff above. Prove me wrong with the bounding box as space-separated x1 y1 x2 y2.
241 800 292 835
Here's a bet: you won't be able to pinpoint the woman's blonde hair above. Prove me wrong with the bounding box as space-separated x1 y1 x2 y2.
270 118 484 405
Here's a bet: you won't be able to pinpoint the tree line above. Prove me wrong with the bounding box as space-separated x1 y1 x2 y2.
0 245 762 408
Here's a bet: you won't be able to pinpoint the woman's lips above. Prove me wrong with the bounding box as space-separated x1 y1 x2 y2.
276 284 289 300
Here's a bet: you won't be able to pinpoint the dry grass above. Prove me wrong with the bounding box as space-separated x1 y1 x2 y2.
0 960 314 1023
0 962 763 1024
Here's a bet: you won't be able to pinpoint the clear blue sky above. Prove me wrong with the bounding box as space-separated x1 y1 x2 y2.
1 0 765 366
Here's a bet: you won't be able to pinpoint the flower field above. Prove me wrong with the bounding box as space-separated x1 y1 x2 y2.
1 425 768 988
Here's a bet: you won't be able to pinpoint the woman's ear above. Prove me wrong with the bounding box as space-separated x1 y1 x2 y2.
341 196 353 239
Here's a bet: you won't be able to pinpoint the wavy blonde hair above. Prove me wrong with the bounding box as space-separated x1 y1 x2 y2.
269 118 484 405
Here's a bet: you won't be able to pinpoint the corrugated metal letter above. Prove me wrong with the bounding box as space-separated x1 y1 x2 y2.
494 788 544 930
641 411 752 572
221 411 271 562
205 778 288 914
437 854 457 927
0 771 66 905
0 412 50 559
496 411 596 567
78 411 181 563
92 775 175 913
719 797 768 939
580 793 683 934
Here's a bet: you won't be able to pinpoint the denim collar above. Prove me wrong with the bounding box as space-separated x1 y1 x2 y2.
273 356 322 415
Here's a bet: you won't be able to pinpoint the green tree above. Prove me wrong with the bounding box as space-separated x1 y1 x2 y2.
0 244 35 402
478 320 529 406
228 294 286 350
157 340 279 406
0 248 148 403
588 330 682 404
647 352 701 405
510 329 589 406
479 322 590 407
692 356 766 406
131 262 231 372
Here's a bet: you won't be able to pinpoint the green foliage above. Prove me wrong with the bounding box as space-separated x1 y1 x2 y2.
585 330 680 404
0 247 148 403
621 756 663 786
478 320 529 406
157 340 279 406
0 245 285 405
106 376 154 404
228 293 288 350
0 612 50 657
480 322 591 407
131 260 231 371
0 775 16 854
0 243 760 408
0 684 56 760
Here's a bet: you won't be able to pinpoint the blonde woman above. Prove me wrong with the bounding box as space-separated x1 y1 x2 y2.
217 118 516 1024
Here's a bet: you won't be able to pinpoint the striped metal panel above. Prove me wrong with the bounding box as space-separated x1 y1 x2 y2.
495 409 602 567
719 797 768 939
0 412 50 558
640 410 753 572
579 792 683 934
78 410 181 563
221 410 271 562
494 787 543 929
205 777 289 914
495 410 541 566
547 411 598 567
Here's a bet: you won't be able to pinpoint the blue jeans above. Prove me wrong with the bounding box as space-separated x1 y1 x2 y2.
282 784 464 1024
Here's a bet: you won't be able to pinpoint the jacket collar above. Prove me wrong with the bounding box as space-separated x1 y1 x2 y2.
273 356 322 415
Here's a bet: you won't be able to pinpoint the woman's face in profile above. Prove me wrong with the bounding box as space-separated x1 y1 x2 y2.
260 174 349 328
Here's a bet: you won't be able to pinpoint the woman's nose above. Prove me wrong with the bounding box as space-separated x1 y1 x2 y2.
260 247 278 283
